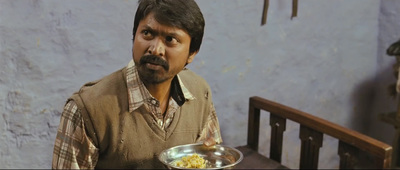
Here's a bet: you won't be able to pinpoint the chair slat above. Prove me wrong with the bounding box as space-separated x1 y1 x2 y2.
247 104 260 151
299 125 323 169
338 140 358 169
270 113 287 163
375 154 392 169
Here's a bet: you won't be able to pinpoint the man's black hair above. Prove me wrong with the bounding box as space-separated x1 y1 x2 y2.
132 0 205 55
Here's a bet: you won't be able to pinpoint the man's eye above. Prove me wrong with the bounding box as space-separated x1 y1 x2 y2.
142 30 152 38
166 36 178 44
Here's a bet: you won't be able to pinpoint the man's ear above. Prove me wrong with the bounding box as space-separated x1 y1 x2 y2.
186 51 198 64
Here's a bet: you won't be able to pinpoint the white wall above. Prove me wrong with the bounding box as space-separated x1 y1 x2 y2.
0 0 399 169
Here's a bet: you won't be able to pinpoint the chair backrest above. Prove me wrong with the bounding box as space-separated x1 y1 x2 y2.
246 96 393 169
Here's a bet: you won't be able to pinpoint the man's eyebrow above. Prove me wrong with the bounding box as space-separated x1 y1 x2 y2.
141 25 184 37
164 30 186 39
141 25 157 34
166 32 181 38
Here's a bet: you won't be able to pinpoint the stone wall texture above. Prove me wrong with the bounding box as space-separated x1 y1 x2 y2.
1 0 399 169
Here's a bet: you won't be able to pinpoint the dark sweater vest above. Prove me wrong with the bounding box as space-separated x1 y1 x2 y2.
70 67 212 169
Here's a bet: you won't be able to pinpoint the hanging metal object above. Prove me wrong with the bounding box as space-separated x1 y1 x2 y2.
261 0 269 25
388 39 400 56
381 38 400 169
261 0 298 26
387 39 400 95
291 0 298 20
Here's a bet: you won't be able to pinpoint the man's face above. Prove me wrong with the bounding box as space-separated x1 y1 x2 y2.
133 12 196 84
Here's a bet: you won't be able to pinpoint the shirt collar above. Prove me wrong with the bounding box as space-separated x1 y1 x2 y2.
126 60 195 113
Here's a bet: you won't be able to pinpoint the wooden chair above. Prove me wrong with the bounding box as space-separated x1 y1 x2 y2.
235 96 393 169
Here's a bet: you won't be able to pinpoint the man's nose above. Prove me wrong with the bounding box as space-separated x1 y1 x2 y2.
147 38 165 56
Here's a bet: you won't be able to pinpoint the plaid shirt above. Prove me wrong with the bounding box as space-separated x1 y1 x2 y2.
52 60 222 169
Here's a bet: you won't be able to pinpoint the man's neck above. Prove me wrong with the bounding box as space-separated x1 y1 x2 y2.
144 79 172 113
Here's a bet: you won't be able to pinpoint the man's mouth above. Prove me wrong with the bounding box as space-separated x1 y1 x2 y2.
145 62 164 70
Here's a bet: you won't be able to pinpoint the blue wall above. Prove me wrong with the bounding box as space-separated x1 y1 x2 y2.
0 0 399 168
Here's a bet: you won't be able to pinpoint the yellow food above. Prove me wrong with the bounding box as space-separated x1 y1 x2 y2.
174 153 207 168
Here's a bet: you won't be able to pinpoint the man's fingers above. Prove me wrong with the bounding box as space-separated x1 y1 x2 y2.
203 137 216 147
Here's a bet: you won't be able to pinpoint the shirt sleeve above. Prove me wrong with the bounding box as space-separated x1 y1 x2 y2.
197 102 223 144
52 100 99 169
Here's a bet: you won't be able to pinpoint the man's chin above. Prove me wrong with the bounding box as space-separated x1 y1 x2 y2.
142 77 169 84
138 70 168 84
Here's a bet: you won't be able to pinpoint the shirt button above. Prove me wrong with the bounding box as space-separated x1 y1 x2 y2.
151 99 157 105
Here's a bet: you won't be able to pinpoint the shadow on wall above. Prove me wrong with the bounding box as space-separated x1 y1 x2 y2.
349 64 396 140
347 65 396 168
348 74 376 134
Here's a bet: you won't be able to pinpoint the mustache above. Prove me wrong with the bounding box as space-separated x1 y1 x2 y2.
139 55 169 70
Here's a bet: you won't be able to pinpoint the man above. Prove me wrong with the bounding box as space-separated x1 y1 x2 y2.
52 0 222 169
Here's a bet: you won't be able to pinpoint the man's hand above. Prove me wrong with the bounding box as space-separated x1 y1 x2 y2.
203 136 216 147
